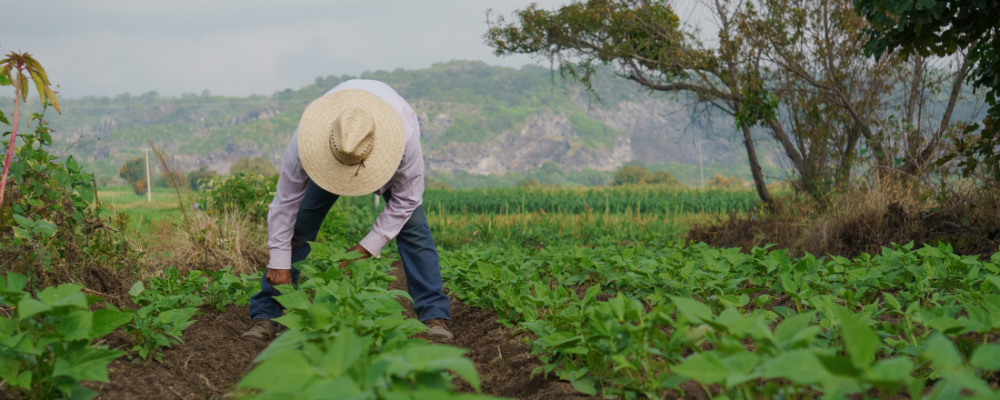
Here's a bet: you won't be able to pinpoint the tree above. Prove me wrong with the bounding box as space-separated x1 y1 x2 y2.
486 0 777 205
855 0 1000 179
647 170 681 186
119 157 147 195
156 171 189 190
187 166 218 191
748 0 971 181
613 165 651 185
708 173 744 188
0 51 61 207
517 178 541 188
230 156 277 176
486 0 972 203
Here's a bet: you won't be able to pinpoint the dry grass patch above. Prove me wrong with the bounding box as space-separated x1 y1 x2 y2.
688 180 1000 258
142 209 268 278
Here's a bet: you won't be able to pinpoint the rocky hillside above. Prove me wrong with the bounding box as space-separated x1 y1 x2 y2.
18 61 778 185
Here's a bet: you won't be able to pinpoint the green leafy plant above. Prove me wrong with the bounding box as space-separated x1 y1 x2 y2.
238 243 499 400
0 273 130 400
118 157 148 196
1 50 61 208
439 240 1000 398
196 173 277 221
121 281 199 362
0 49 137 283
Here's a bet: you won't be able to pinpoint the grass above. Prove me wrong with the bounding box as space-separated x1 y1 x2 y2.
96 185 188 234
424 206 714 249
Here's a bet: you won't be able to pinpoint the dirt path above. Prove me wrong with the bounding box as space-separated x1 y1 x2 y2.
72 260 593 399
387 260 593 400
92 305 267 399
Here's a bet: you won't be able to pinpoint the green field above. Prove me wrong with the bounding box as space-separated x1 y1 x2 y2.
6 178 1000 399
96 185 190 233
421 186 759 215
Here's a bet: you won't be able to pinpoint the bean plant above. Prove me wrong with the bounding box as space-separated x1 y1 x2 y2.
238 242 501 400
440 241 1000 399
0 273 131 400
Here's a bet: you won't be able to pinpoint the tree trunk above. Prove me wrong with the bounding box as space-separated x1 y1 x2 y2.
741 124 774 209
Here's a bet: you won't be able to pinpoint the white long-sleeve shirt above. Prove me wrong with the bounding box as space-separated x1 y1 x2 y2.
266 79 424 269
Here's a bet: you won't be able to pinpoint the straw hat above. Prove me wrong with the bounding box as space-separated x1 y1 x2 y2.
297 89 406 196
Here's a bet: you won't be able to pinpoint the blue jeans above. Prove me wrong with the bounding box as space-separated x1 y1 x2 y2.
248 181 451 322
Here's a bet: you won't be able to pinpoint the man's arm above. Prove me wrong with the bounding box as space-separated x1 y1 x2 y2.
357 108 424 257
267 131 310 274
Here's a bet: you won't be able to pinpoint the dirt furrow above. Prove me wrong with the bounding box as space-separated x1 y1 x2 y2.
388 260 593 400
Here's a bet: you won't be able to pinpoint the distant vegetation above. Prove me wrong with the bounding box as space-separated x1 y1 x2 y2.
420 185 758 215
118 157 148 195
427 159 771 190
11 60 772 189
228 156 277 176
186 166 218 191
612 165 681 186
155 171 188 189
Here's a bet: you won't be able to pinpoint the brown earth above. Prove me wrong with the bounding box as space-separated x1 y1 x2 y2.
1 259 716 399
387 260 595 400
90 305 268 399
49 260 602 400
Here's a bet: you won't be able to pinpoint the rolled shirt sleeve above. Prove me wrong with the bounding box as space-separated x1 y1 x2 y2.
359 107 424 258
266 130 310 270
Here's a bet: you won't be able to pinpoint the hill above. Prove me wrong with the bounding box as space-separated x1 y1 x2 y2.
11 60 784 187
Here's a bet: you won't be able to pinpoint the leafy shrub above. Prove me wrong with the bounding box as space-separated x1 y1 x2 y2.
613 165 650 185
229 156 277 176
196 173 277 221
613 164 681 186
118 157 147 195
646 170 680 186
155 170 188 189
517 178 541 188
0 273 131 400
708 173 744 189
1 106 138 281
425 177 454 191
186 166 218 191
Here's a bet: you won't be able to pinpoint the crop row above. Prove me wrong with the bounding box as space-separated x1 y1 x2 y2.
0 244 501 400
237 243 500 400
0 266 260 399
420 186 759 215
439 241 1000 399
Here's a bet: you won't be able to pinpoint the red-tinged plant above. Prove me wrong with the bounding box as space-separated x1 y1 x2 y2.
0 50 62 208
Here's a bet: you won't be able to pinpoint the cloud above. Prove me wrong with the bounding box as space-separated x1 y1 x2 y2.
0 0 569 98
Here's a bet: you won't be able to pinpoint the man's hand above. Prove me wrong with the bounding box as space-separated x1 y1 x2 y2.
339 244 372 269
266 268 292 289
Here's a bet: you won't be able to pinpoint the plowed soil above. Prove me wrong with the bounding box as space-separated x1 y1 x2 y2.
386 261 593 400
90 305 268 399
46 261 599 400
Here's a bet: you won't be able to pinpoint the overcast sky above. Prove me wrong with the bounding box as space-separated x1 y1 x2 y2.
1 1 714 99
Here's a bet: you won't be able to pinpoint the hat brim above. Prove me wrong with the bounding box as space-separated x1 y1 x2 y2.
298 89 406 196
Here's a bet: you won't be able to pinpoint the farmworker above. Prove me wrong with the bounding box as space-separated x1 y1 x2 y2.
241 80 453 342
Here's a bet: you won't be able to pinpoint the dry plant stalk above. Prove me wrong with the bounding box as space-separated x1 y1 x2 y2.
144 209 268 277
148 139 192 230
142 141 267 276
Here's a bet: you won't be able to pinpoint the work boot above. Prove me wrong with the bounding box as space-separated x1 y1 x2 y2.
241 319 277 342
424 318 454 341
